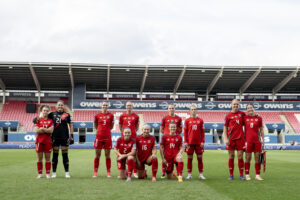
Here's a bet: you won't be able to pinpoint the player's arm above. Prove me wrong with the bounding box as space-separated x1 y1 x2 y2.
34 126 44 134
110 116 114 130
43 126 54 135
160 144 167 165
184 120 189 148
178 118 183 133
68 122 74 144
200 121 205 148
223 126 229 146
114 147 122 157
119 115 123 132
160 117 165 133
160 125 164 134
127 148 136 157
260 127 265 146
94 116 98 130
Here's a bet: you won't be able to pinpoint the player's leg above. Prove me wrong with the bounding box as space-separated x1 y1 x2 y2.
146 155 158 182
93 148 101 178
36 147 43 178
45 152 51 178
186 145 194 179
237 139 245 180
137 161 145 179
245 142 252 181
175 154 184 182
197 154 205 180
117 159 126 179
127 156 135 181
237 150 245 180
51 144 59 178
61 144 70 178
228 149 235 180
254 143 263 181
104 149 111 177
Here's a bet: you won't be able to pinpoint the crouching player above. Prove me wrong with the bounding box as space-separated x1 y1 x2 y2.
114 127 136 182
244 104 264 181
160 123 184 182
136 124 158 182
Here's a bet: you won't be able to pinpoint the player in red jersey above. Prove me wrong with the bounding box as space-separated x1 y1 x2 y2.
93 102 114 178
223 99 246 180
119 101 139 177
184 105 206 180
160 123 184 182
136 124 158 182
34 105 54 179
114 127 136 182
160 104 182 178
244 104 264 181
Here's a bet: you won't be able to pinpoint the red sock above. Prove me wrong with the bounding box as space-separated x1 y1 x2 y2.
106 158 111 173
175 163 179 175
45 161 51 174
187 157 193 174
255 162 260 175
94 157 99 173
151 158 158 178
162 163 166 175
177 162 184 176
37 161 43 174
197 157 203 173
127 159 134 178
245 162 250 175
133 161 137 174
238 158 244 176
228 158 234 176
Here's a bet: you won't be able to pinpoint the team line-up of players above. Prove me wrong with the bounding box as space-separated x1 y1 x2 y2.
34 99 265 182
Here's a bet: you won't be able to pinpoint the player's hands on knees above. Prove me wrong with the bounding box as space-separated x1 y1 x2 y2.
118 154 126 160
184 143 189 148
176 153 182 160
151 154 157 159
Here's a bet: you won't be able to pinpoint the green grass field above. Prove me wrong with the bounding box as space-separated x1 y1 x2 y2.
0 149 300 200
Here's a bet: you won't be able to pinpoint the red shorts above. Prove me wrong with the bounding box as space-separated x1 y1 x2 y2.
245 142 262 153
94 139 112 149
117 158 127 170
165 157 177 174
226 139 245 151
185 144 204 155
35 143 52 153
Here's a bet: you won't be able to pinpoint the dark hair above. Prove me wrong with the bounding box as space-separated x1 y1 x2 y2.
57 100 64 105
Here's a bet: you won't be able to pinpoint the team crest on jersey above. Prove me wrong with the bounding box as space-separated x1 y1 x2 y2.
239 114 241 117
128 144 131 147
197 121 200 123
251 119 253 121
175 119 178 122
148 140 151 143
121 143 123 146
255 119 258 121
176 138 178 141
171 138 174 141
189 121 192 124
167 138 170 141
107 116 110 119
246 119 249 121
124 117 127 119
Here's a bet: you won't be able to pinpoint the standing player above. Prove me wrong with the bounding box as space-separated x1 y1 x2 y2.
136 124 158 182
114 127 136 182
160 123 184 182
34 105 53 178
223 99 246 180
119 101 139 177
244 104 264 181
48 100 74 178
184 105 206 180
160 104 182 178
93 102 114 178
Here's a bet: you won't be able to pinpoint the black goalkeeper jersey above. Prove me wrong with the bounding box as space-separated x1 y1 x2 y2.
48 111 72 140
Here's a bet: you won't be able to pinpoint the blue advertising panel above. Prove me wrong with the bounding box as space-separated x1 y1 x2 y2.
285 135 300 143
265 123 285 130
73 122 94 129
204 123 224 129
0 121 18 127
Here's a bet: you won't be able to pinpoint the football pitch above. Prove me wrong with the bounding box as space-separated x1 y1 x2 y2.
0 149 299 200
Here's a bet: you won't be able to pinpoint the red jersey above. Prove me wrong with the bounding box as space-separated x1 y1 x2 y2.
184 117 204 145
161 115 182 134
244 115 263 143
161 134 182 160
119 113 139 139
35 118 53 144
115 137 136 154
136 135 156 163
224 111 245 141
94 112 114 141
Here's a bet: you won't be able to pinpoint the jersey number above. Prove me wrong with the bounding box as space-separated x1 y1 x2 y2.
103 120 106 125
170 143 175 148
142 145 147 151
56 118 61 124
128 121 131 126
123 148 127 153
250 122 253 128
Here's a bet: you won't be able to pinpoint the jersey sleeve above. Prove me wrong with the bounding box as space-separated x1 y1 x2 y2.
34 119 41 127
49 119 54 127
94 115 98 123
115 138 120 149
161 117 166 127
135 114 139 127
224 114 230 126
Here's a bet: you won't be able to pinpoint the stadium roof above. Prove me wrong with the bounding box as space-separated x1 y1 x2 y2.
0 62 299 97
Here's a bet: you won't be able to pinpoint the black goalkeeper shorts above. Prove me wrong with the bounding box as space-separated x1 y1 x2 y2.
52 138 69 147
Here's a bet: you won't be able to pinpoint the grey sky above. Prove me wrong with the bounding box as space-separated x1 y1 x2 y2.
0 0 300 65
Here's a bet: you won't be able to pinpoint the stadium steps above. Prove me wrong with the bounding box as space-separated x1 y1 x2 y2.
284 112 300 134
279 114 295 134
